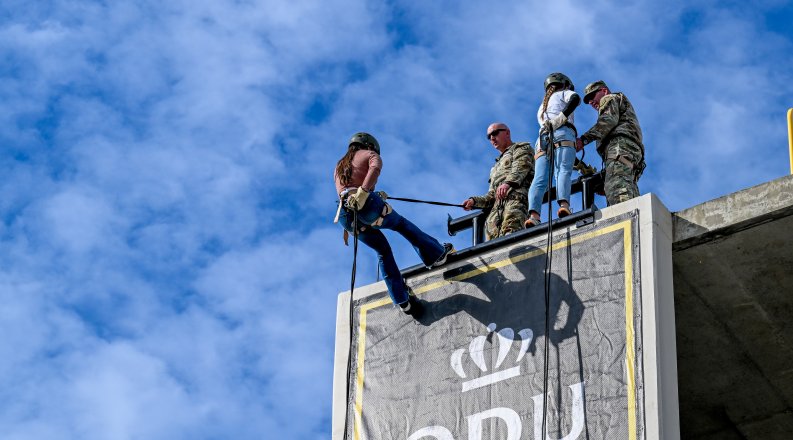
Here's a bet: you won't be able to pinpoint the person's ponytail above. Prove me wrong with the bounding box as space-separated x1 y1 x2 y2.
335 144 361 187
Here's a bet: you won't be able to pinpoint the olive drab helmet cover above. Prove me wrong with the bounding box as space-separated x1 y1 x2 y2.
349 132 381 155
544 72 575 91
583 80 609 104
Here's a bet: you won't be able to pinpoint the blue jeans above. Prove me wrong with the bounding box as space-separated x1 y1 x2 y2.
339 193 444 306
528 126 577 214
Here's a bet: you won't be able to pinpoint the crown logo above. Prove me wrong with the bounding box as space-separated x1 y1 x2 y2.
450 323 534 392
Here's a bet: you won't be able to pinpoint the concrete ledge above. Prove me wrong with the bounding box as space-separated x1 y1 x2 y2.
673 174 793 250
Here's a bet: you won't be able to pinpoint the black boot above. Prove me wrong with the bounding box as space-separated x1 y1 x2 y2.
428 243 455 269
399 296 424 319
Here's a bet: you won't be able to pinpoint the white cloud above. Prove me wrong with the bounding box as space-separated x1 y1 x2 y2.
0 0 791 438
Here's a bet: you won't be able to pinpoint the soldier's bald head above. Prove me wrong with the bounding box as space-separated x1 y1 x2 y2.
487 122 512 152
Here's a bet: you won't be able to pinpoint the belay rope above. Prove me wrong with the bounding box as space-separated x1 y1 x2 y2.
541 127 556 440
384 195 464 208
342 209 359 440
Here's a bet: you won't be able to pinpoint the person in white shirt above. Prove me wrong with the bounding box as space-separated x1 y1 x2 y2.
525 72 582 226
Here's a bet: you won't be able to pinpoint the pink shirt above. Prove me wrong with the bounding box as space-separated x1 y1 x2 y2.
334 149 383 195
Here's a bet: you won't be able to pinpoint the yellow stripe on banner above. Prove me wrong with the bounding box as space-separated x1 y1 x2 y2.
353 299 374 440
354 297 392 440
352 218 639 439
624 225 637 440
414 220 633 296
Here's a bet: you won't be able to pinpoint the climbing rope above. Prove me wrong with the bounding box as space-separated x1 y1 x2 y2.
541 128 556 440
384 195 464 208
342 209 359 440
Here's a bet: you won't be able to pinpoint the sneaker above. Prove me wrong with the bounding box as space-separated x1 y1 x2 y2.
524 216 541 228
429 243 454 269
399 297 424 319
557 206 571 218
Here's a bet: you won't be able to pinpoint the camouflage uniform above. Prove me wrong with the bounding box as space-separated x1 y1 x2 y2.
469 142 535 240
580 90 645 206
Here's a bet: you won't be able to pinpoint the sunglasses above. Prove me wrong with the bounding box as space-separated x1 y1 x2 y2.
487 128 506 139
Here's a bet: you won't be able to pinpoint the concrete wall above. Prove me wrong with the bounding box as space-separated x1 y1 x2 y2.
602 194 679 440
672 174 793 439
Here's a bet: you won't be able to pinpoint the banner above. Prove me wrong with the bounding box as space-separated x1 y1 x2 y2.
346 212 643 440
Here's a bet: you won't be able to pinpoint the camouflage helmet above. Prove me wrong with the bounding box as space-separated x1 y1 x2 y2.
349 132 380 155
544 72 574 91
583 80 609 104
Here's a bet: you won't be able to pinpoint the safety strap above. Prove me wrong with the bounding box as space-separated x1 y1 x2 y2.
370 203 393 227
555 140 576 148
338 193 393 231
563 121 578 136
336 189 356 245
535 140 576 159
616 155 645 183
333 199 344 223
334 188 354 224
635 159 647 180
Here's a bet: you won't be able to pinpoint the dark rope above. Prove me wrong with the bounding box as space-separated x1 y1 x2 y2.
342 209 359 440
386 196 464 208
541 128 556 440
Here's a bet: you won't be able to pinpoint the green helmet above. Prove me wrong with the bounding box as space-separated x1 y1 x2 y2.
544 72 574 91
349 132 380 155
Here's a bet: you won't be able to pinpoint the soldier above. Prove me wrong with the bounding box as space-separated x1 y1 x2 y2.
576 80 646 206
462 123 535 240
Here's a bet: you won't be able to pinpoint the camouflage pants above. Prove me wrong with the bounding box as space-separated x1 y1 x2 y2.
485 198 528 240
604 156 640 206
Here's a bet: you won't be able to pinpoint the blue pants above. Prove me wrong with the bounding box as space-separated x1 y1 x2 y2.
528 146 577 214
339 193 444 305
528 125 578 215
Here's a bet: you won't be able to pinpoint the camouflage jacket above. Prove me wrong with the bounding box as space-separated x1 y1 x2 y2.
580 92 644 161
470 142 535 209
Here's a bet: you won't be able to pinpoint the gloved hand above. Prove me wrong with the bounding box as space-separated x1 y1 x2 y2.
548 112 567 130
347 187 369 211
573 159 597 176
542 119 554 133
376 190 388 200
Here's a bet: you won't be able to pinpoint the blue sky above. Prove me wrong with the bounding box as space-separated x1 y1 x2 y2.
1 0 791 438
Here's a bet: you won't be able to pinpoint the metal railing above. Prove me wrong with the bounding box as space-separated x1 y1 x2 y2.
448 170 605 246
